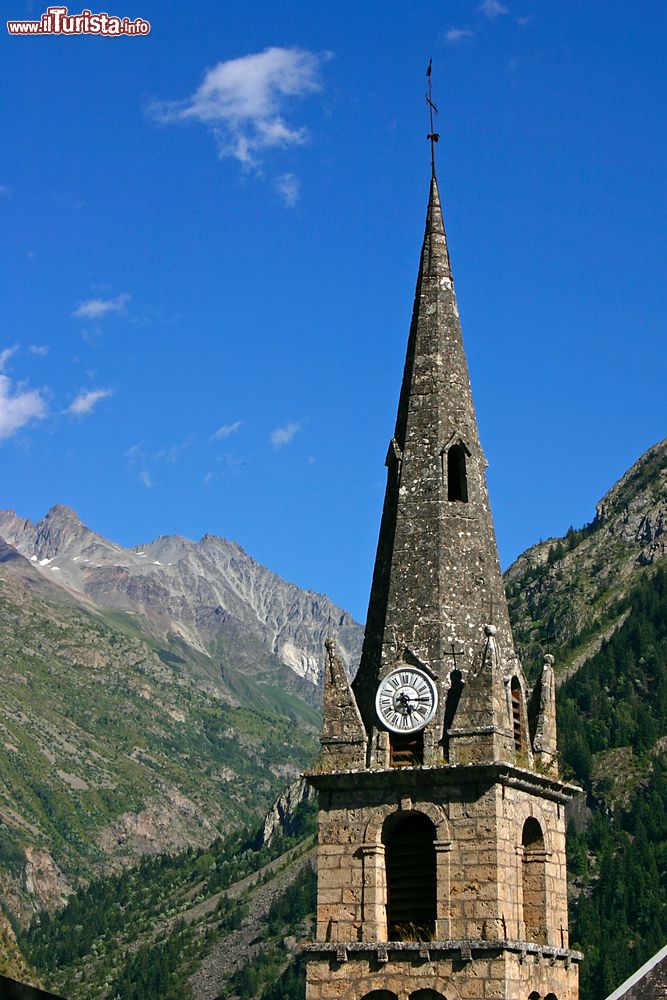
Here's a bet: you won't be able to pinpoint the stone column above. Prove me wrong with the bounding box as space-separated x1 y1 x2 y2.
435 839 452 939
360 842 387 941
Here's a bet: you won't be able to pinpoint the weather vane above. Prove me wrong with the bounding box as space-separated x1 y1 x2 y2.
426 58 440 173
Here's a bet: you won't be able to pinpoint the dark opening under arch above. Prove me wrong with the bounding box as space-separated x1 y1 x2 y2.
447 444 468 502
383 813 436 940
410 991 448 1000
360 993 399 1000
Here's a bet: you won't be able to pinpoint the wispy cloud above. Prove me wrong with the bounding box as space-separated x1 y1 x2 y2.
0 346 18 370
148 47 329 171
0 185 12 198
270 421 301 447
125 442 145 463
0 347 47 440
28 344 49 356
155 436 194 465
72 293 130 321
446 27 474 43
211 420 243 440
275 172 300 207
68 387 113 416
125 444 153 488
478 0 508 17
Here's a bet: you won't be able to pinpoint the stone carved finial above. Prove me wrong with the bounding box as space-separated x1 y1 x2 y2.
484 624 497 637
530 651 559 775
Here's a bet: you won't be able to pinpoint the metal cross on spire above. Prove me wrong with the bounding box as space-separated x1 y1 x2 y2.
426 59 440 174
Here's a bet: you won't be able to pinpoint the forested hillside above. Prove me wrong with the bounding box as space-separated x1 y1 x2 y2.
560 566 667 1000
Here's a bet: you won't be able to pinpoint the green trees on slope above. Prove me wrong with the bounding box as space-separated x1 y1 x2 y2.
560 565 667 1000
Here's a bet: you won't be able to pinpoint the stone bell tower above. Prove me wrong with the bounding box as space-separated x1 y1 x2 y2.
304 143 582 999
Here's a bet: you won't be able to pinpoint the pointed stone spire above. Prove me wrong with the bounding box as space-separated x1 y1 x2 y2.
320 639 367 770
353 171 521 766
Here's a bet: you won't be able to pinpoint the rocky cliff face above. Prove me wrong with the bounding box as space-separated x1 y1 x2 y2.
505 438 666 679
0 506 363 692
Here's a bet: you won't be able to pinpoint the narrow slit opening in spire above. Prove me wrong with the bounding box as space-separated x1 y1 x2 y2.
447 444 468 502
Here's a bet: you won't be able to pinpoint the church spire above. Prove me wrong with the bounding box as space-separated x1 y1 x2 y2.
304 115 578 1000
352 158 522 768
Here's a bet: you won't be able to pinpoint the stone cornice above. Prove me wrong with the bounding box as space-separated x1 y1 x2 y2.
302 939 584 964
304 762 581 804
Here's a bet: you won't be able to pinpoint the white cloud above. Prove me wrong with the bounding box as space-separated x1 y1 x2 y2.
275 172 300 207
479 0 508 17
270 421 301 447
0 185 11 198
149 47 329 170
72 293 130 321
68 387 113 416
0 346 18 371
0 374 47 440
211 420 243 440
139 469 153 489
28 344 49 356
203 471 214 486
446 28 474 43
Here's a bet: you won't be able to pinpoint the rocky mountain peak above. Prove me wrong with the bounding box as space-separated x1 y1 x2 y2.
595 438 667 563
0 504 364 690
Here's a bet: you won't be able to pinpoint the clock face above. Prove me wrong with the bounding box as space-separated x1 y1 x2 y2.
375 667 438 734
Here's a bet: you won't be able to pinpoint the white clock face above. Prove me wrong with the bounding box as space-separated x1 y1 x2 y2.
375 667 438 734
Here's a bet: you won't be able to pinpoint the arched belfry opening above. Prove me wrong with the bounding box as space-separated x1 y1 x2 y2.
442 670 464 762
447 443 468 502
522 818 548 944
383 813 437 940
410 991 448 1000
511 677 526 752
360 993 399 1000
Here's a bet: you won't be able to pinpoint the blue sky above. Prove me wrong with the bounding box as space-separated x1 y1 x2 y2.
1 0 665 622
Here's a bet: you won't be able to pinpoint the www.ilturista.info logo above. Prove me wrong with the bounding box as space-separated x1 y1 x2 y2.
7 6 150 35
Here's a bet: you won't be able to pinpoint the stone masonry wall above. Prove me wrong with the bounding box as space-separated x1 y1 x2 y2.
313 772 570 951
305 950 579 1000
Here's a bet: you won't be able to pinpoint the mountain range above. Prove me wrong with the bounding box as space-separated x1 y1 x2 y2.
0 505 363 700
0 508 362 929
0 436 665 1000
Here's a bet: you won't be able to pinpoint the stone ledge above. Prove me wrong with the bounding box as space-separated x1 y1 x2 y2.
302 939 584 964
305 762 581 804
